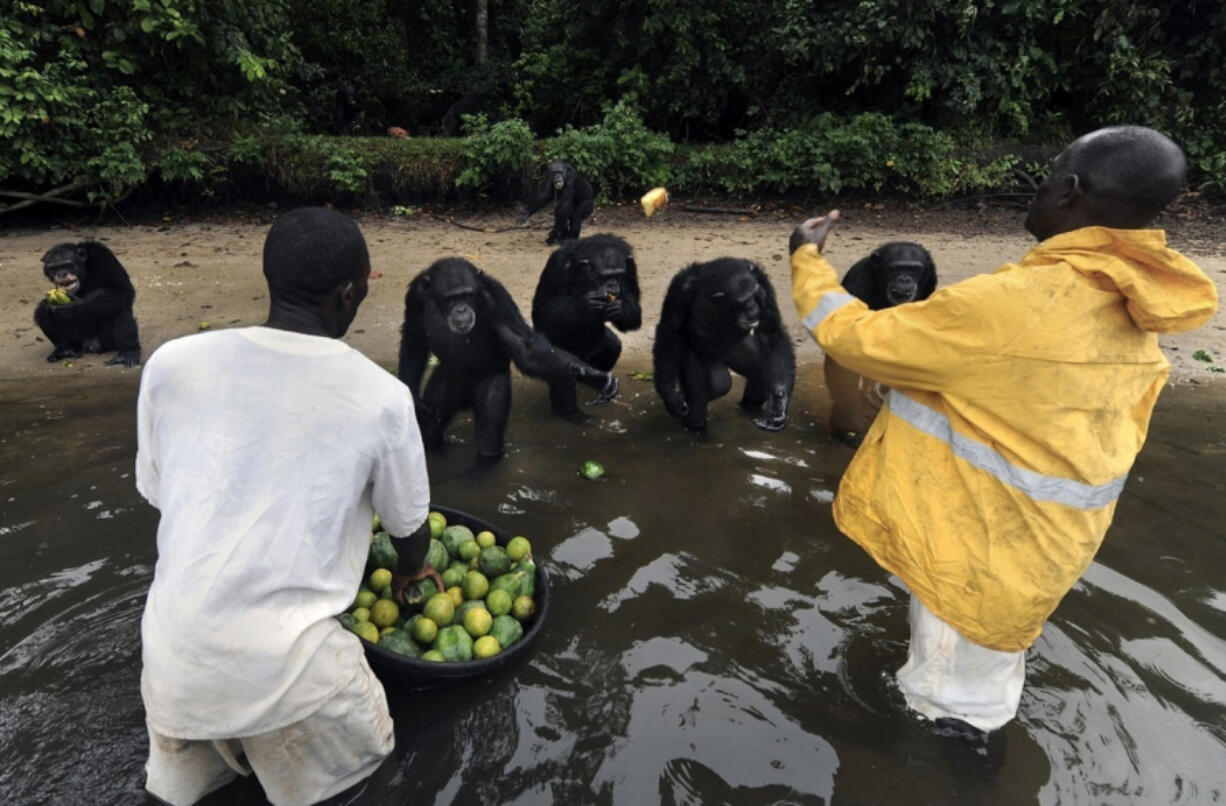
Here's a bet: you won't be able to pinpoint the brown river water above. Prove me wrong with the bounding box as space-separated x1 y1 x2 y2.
1 359 1224 805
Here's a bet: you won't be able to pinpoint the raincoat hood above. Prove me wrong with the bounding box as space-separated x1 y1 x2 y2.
1035 227 1217 334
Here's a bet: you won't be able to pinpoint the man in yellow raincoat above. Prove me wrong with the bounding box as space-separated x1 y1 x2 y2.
789 126 1218 735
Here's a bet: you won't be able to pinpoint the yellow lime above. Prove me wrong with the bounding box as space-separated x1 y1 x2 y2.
352 606 371 623
380 625 397 637
353 620 380 643
458 540 481 561
473 635 501 659
446 586 464 607
372 513 382 533
369 568 393 593
463 606 493 638
354 589 378 610
423 593 455 626
428 511 447 538
370 598 399 629
486 588 512 617
462 570 489 601
412 616 439 644
511 595 535 621
476 530 497 549
468 556 479 570
506 536 531 562
422 649 445 662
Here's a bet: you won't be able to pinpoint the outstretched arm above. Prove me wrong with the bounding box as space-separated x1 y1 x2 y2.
518 180 555 222
752 269 795 430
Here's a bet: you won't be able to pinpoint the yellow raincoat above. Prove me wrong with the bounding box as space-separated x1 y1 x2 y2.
792 227 1218 652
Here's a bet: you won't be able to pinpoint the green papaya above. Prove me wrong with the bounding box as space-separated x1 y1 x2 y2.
426 538 449 571
436 624 474 661
440 525 475 559
379 629 422 658
517 558 536 598
490 614 524 648
401 578 439 613
337 613 358 631
369 531 398 571
477 545 511 577
490 570 526 599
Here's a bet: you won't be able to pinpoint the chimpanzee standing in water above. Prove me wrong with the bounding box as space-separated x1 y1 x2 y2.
34 241 141 367
824 242 937 443
517 161 594 245
398 258 619 460
532 234 641 416
653 258 795 433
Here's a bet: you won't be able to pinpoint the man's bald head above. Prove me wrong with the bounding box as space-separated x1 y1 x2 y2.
1024 126 1186 241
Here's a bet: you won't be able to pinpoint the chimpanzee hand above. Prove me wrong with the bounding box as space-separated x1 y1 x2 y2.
589 374 619 405
584 289 622 321
47 346 82 362
106 350 141 368
661 389 689 419
754 385 790 431
789 210 841 255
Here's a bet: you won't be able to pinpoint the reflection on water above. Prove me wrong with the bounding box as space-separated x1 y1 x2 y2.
1 367 1224 804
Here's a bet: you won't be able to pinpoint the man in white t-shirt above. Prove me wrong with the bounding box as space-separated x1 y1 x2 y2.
136 207 436 805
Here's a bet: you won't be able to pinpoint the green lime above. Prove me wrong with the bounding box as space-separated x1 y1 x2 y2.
422 650 445 662
580 460 605 480
422 593 455 627
446 586 464 607
354 589 378 610
428 511 447 539
463 606 493 638
353 620 380 643
458 540 481 561
351 606 371 623
372 513 382 533
412 616 438 644
369 568 393 593
476 530 497 549
473 635 500 658
511 595 535 621
506 536 531 562
485 588 512 617
462 570 490 601
370 598 399 629
441 566 465 588
380 625 397 637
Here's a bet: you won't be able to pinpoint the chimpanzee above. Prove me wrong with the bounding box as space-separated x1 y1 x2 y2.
33 241 141 367
398 258 620 459
441 92 497 136
825 242 937 443
653 258 794 433
329 84 361 135
517 161 594 245
531 234 642 416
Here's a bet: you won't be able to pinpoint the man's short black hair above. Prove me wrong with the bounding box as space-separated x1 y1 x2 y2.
263 207 370 305
1057 126 1186 225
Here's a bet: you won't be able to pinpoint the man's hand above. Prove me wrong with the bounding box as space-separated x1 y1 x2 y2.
789 210 842 255
393 564 445 606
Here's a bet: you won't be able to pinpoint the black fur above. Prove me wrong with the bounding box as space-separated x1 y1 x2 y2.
398 258 618 459
329 84 361 135
531 234 642 415
518 161 594 245
839 242 936 310
653 258 795 433
33 241 141 367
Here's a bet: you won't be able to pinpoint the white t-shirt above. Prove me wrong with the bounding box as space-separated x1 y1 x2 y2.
135 327 429 739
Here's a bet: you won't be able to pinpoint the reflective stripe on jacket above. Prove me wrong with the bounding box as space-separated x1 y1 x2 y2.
792 227 1218 651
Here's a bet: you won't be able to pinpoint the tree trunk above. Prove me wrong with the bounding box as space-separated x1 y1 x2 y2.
476 0 488 67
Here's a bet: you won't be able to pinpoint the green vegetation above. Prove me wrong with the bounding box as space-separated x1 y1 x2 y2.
3 1 1223 212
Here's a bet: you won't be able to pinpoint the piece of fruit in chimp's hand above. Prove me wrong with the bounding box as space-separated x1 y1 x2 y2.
46 288 72 305
579 460 605 480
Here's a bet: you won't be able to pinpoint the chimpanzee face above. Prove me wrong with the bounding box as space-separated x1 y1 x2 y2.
872 244 934 306
579 247 632 300
41 245 85 295
430 269 480 335
548 161 567 190
712 272 761 334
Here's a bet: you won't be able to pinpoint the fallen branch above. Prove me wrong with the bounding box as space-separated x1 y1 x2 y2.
0 182 93 214
430 214 489 232
678 205 755 216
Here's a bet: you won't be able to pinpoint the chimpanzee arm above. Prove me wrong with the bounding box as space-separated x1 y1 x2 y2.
839 257 879 308
652 270 695 418
751 270 796 431
618 257 643 331
485 276 615 395
50 287 133 323
519 180 556 221
397 280 430 398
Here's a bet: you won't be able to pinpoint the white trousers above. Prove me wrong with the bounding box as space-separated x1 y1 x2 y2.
895 594 1026 732
145 654 393 806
